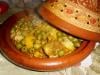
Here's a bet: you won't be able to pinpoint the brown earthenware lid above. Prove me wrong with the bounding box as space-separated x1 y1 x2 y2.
39 0 100 41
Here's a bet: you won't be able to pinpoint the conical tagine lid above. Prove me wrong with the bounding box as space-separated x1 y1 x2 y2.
39 0 100 41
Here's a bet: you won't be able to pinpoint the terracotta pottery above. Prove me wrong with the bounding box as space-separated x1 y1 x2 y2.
39 0 100 41
0 9 96 71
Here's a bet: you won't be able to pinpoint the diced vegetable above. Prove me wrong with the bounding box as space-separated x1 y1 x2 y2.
61 38 75 51
24 35 34 48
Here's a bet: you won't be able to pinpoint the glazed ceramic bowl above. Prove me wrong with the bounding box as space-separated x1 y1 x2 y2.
0 9 95 71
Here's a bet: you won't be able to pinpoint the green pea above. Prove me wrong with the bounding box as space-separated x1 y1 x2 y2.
34 43 41 50
28 48 34 54
21 47 28 53
68 36 74 41
58 50 65 57
16 43 22 49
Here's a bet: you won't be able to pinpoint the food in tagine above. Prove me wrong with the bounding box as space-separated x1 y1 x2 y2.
10 14 83 58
